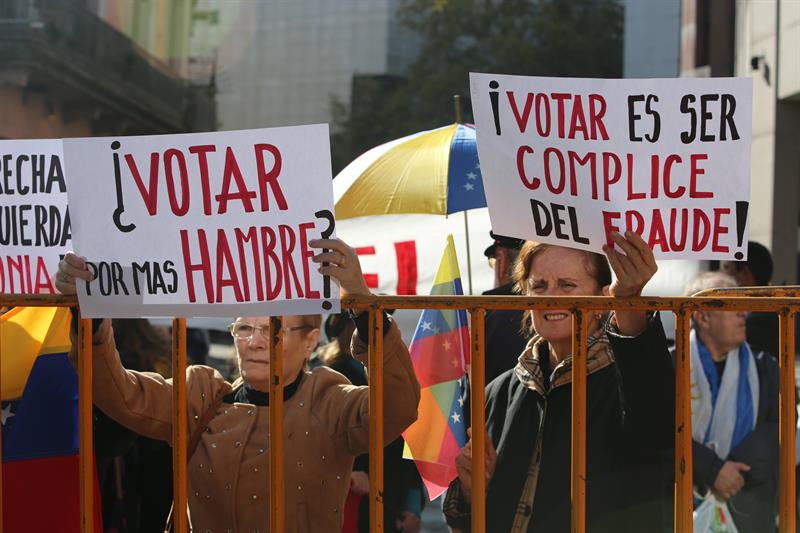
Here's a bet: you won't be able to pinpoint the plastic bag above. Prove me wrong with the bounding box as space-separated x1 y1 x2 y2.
693 496 739 533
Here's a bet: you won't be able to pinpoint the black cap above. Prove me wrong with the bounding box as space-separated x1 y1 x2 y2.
484 231 525 258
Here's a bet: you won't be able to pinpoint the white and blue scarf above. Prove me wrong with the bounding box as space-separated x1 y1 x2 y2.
690 329 758 460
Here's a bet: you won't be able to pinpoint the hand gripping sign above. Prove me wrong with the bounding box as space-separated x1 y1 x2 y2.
469 73 753 259
63 125 338 318
0 139 71 295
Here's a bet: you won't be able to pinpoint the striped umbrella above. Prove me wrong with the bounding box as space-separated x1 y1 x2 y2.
333 123 487 292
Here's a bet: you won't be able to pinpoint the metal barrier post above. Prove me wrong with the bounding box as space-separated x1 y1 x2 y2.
79 318 94 533
269 316 285 532
469 308 486 533
571 310 587 533
673 309 693 533
369 308 385 532
171 318 188 532
0 310 4 533
779 309 796 533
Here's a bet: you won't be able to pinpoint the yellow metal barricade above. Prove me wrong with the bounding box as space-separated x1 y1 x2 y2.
0 290 797 533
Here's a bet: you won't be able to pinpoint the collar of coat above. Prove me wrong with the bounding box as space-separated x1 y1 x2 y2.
514 322 615 396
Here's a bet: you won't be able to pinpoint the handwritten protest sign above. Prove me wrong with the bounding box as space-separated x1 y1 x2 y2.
62 125 337 318
470 74 752 259
0 139 70 295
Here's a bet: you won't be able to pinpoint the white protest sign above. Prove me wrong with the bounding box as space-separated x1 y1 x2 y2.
63 125 337 318
0 139 71 294
470 73 752 259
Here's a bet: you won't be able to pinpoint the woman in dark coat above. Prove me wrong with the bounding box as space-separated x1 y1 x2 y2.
444 232 675 532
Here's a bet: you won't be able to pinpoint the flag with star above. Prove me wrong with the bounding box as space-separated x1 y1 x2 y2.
402 235 469 499
1 306 102 531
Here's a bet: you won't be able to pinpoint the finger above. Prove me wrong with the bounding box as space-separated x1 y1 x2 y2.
311 251 347 266
625 231 657 273
603 243 631 279
317 264 348 278
60 259 93 282
309 238 348 255
734 462 751 471
63 252 86 269
610 231 644 263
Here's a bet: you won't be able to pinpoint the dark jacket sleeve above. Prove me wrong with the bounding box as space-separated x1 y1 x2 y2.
728 351 779 487
693 440 726 490
443 372 510 531
607 312 675 451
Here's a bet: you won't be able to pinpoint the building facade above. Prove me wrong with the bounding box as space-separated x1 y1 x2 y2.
624 0 800 284
192 0 419 130
0 0 215 140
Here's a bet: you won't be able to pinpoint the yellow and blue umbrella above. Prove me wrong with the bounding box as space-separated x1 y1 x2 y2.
333 123 487 219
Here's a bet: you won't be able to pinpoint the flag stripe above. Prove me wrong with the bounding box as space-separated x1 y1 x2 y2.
409 328 469 387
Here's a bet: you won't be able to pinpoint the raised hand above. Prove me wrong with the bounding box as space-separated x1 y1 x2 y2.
55 252 94 295
602 231 658 336
603 231 658 298
309 238 371 297
454 428 497 500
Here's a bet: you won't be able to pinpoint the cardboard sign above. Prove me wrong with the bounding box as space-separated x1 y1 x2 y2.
0 139 70 295
470 73 752 259
63 126 337 318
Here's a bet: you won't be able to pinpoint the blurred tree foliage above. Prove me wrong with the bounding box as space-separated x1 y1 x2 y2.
331 0 623 173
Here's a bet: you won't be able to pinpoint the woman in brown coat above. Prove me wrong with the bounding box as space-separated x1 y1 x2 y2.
56 238 421 533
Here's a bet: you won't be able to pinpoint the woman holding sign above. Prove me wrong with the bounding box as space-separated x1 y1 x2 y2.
444 231 674 533
56 238 421 533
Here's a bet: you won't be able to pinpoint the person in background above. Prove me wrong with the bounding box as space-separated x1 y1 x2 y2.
96 319 175 532
682 271 778 532
720 240 778 358
315 313 424 533
482 231 528 384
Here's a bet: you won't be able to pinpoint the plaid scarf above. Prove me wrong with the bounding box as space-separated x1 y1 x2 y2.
514 326 615 396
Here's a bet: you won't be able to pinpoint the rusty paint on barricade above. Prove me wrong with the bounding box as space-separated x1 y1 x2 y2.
342 294 800 313
269 316 285 533
695 286 800 298
1 291 798 532
369 309 385 532
779 310 796 533
79 318 94 533
469 308 486 533
673 309 693 533
171 318 188 533
571 311 587 533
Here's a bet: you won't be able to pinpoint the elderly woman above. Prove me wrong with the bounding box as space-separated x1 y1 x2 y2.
444 232 675 532
56 238 420 533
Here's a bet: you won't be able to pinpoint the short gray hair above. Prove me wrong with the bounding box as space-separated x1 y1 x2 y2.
684 271 738 296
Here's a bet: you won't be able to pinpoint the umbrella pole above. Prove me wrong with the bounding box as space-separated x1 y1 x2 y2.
463 210 473 295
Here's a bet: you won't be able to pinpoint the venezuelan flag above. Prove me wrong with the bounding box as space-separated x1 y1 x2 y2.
402 235 469 499
1 307 102 532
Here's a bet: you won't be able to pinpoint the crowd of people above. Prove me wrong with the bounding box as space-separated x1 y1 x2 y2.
51 235 787 532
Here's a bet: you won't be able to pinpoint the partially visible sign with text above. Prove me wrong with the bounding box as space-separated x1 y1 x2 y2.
470 73 752 259
63 125 338 317
0 139 70 295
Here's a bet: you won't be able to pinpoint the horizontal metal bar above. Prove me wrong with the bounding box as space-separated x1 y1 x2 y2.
0 294 78 306
3 293 799 314
341 295 800 313
695 286 800 298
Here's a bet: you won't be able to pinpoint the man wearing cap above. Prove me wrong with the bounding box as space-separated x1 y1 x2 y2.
720 241 777 358
482 231 528 384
